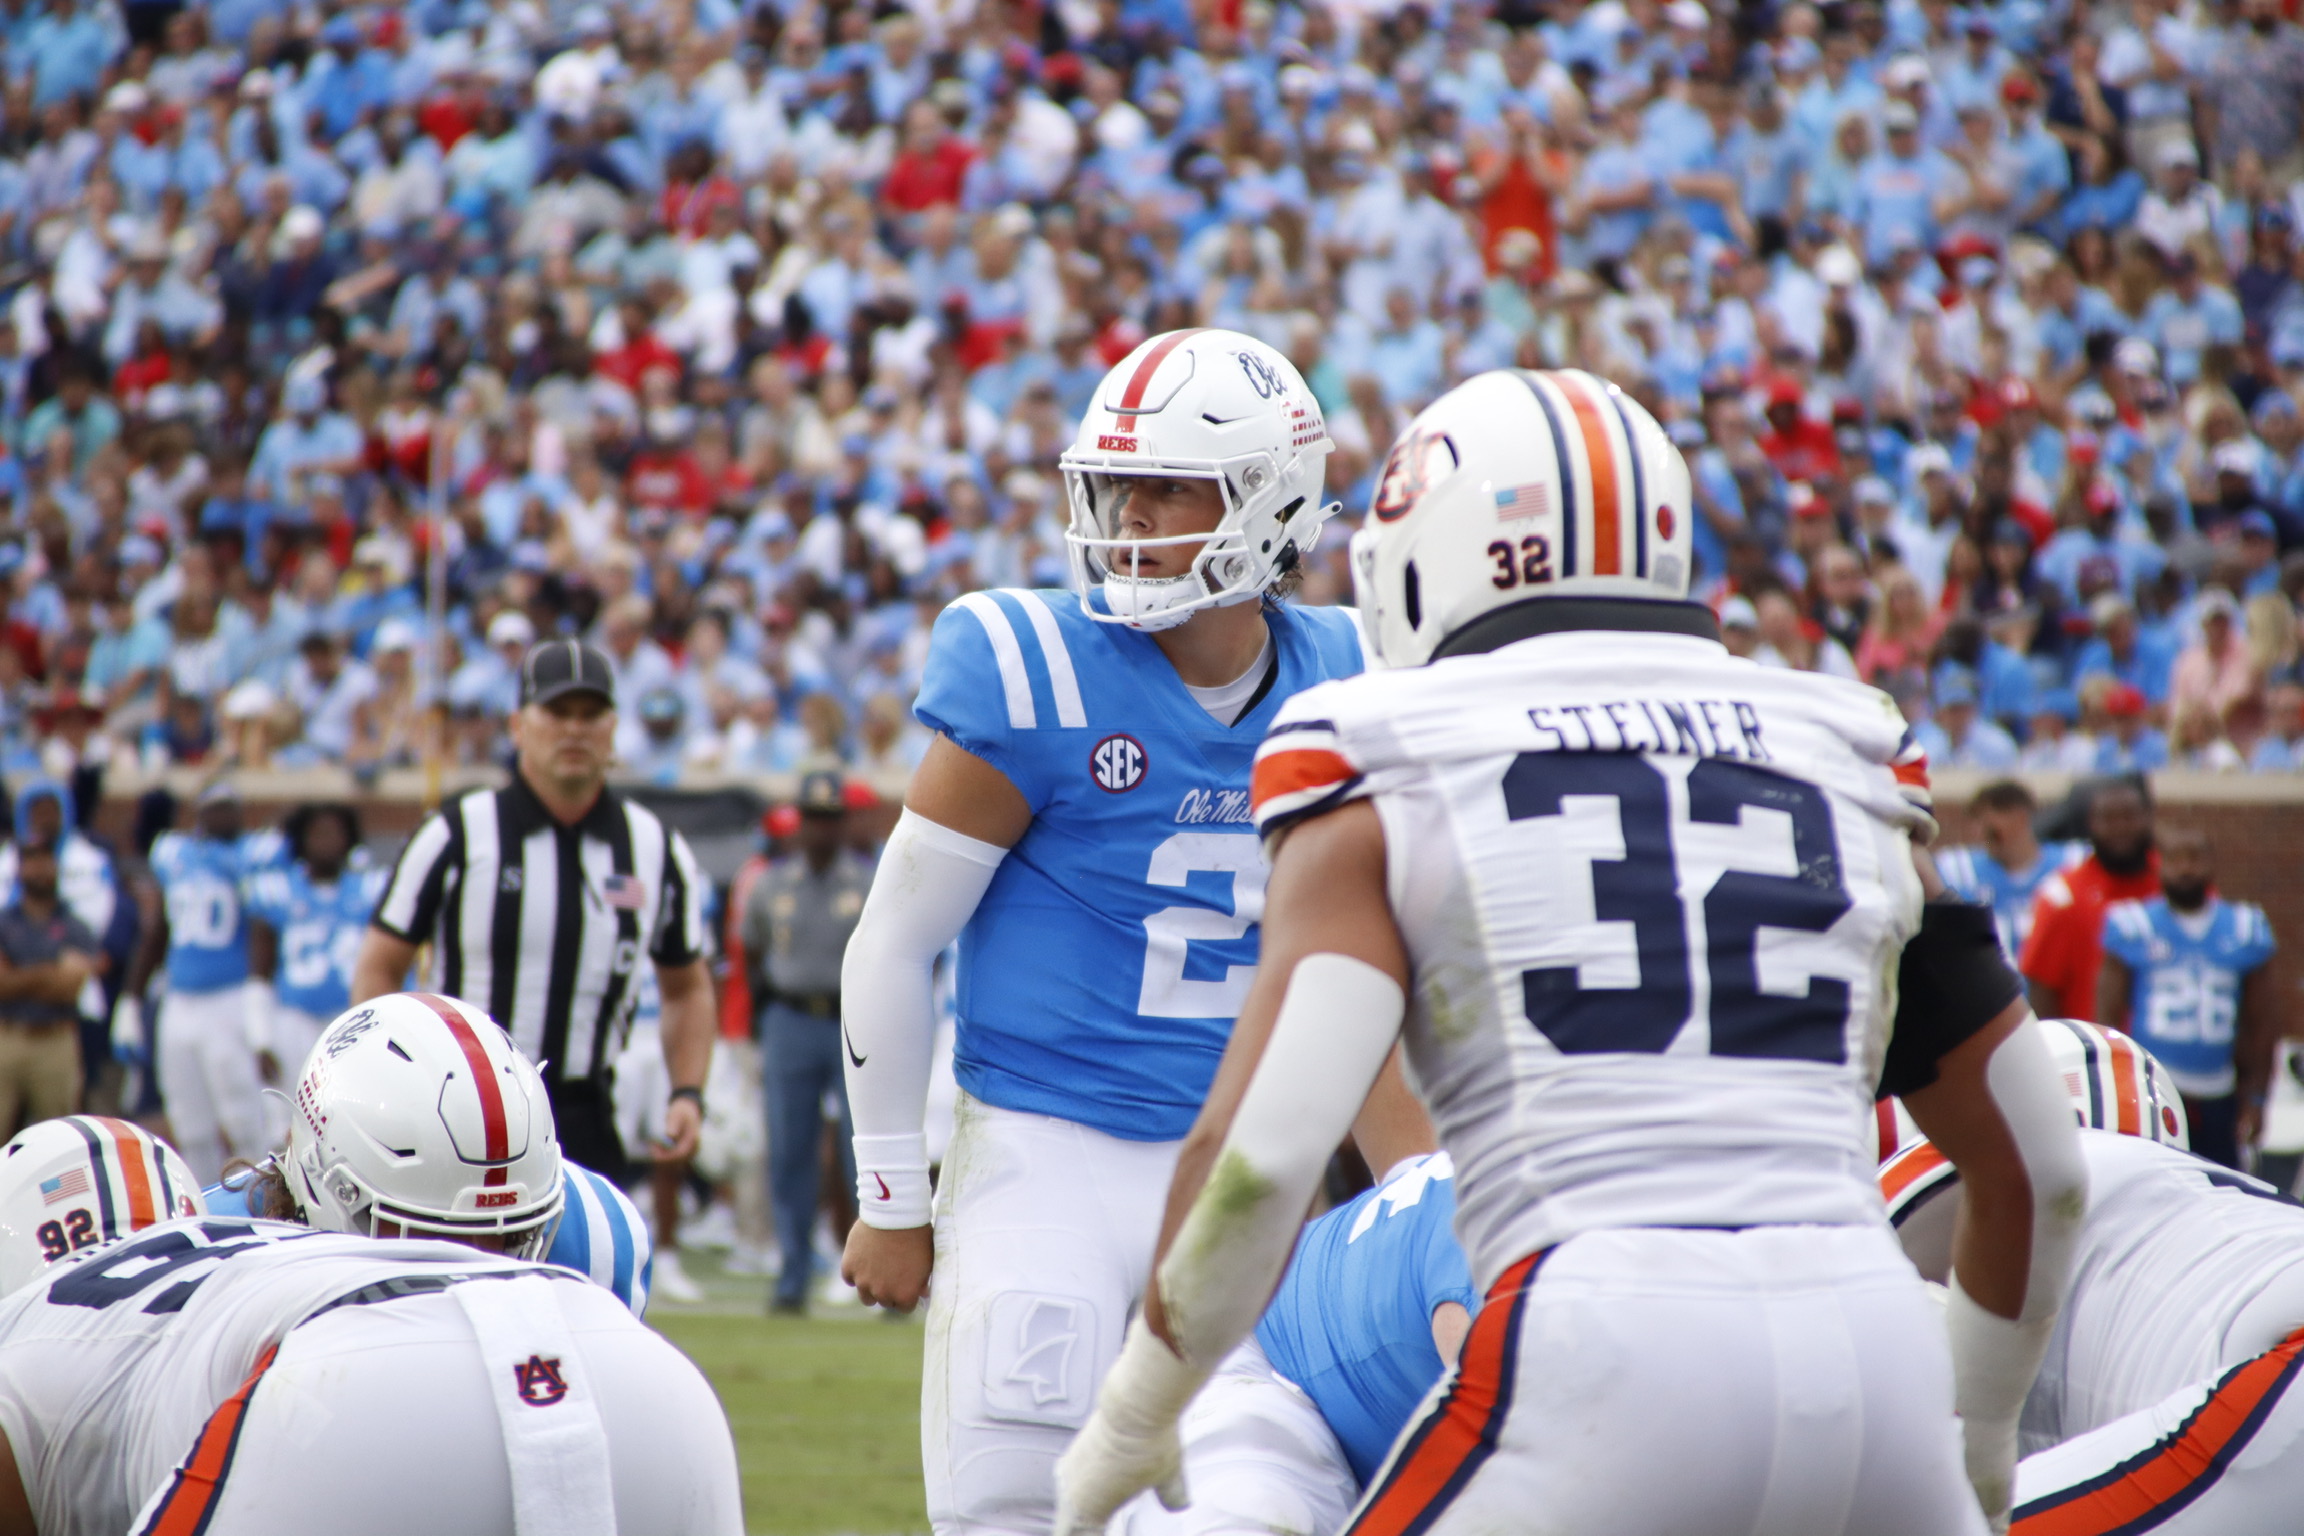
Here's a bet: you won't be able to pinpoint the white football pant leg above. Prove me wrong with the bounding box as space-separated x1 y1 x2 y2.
1346 1226 1990 1536
156 987 268 1185
2013 1327 2304 1535
141 1280 742 1536
925 1093 1181 1536
1116 1337 1359 1536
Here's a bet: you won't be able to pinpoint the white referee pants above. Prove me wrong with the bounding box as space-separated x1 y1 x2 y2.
1343 1225 1989 1536
924 1092 1182 1536
129 1277 742 1536
1117 1337 1360 1536
155 986 268 1186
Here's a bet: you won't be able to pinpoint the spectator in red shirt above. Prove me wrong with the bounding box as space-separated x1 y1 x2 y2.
627 420 712 516
880 100 973 216
2020 776 2161 1021
595 297 683 393
1756 379 1841 482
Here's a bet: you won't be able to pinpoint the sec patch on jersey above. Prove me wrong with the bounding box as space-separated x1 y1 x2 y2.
1091 734 1149 793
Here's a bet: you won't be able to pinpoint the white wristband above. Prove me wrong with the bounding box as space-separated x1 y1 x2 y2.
854 1132 933 1228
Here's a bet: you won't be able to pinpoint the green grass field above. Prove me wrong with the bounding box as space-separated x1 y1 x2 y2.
651 1252 929 1536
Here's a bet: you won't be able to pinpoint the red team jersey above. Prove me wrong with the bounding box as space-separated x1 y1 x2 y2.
2019 853 2161 1024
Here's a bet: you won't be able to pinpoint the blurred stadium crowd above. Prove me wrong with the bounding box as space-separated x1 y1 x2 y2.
0 0 2300 784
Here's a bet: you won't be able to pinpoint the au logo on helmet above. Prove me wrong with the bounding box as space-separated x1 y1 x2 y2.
1372 429 1460 522
1089 734 1148 793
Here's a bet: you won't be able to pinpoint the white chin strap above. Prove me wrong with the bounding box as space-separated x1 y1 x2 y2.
1099 569 1258 631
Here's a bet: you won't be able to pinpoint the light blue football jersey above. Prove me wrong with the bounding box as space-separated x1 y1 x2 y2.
203 1159 653 1315
148 831 274 994
244 862 389 1021
912 589 1363 1141
1935 840 2086 956
2101 896 2277 1097
1254 1154 1476 1484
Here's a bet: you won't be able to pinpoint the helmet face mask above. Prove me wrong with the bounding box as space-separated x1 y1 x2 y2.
288 993 566 1258
1059 331 1334 631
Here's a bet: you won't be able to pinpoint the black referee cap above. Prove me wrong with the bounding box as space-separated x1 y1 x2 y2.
521 639 617 708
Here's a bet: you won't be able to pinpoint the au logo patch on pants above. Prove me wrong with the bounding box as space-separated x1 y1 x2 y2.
983 1293 1095 1427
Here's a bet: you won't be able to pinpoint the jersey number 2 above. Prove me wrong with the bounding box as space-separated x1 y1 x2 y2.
1138 833 1268 1019
1505 754 1853 1061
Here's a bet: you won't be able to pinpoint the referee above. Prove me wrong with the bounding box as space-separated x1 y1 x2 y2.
350 639 713 1181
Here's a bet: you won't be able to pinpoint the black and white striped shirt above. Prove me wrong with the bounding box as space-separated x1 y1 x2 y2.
372 775 708 1086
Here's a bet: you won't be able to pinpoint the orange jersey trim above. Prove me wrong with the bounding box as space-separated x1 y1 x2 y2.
137 1343 281 1536
1250 748 1357 813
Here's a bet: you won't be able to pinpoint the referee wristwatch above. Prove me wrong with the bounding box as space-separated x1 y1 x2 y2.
669 1086 705 1110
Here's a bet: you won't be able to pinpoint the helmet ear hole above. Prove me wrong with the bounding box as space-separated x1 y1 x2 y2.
1404 561 1422 631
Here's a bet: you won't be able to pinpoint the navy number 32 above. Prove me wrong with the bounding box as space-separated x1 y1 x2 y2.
1505 753 1854 1062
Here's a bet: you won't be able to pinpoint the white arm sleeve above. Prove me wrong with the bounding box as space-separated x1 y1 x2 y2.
1947 1017 2088 1529
842 809 1007 1229
1157 953 1406 1373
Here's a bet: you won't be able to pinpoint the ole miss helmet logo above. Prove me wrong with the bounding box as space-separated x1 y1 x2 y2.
514 1354 570 1407
1090 734 1148 793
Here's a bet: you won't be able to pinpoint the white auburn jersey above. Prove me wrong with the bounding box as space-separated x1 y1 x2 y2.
0 1216 546 1536
1251 626 1932 1289
1888 1129 2304 1452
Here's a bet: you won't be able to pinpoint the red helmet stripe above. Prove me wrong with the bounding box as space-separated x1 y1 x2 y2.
412 993 509 1167
1112 328 1205 431
97 1116 158 1229
1561 374 1624 577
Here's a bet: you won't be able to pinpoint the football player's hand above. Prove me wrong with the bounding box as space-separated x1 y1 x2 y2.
842 1221 932 1311
111 995 145 1062
1053 1402 1187 1536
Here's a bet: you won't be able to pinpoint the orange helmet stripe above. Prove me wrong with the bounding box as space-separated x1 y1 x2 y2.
1560 375 1624 577
96 1116 157 1230
2102 1029 2144 1137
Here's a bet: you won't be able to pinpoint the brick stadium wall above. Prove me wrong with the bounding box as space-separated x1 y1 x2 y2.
1934 772 2304 1036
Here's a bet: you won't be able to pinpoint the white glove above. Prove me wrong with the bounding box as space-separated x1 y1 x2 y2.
111 995 145 1060
1053 1318 1201 1536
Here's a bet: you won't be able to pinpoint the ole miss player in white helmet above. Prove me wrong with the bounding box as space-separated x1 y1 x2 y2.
836 328 1388 1535
1056 369 2088 1536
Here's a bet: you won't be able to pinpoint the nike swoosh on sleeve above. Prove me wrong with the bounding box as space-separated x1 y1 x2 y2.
844 1028 867 1069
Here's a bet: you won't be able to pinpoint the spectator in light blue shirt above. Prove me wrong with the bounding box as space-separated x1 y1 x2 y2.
2142 251 2244 387
19 0 111 108
1572 99 1657 262
1851 102 1963 266
1361 286 1446 409
1913 669 2021 769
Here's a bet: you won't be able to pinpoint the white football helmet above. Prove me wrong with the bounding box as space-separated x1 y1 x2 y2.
2042 1017 2189 1148
286 993 565 1258
1349 369 1695 667
0 1116 203 1295
1059 328 1337 630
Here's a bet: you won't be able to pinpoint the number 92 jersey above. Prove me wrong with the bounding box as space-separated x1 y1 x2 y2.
913 588 1363 1142
1250 626 1933 1290
0 1218 543 1536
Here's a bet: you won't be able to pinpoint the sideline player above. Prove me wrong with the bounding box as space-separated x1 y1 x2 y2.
1117 1151 1471 1536
1056 369 2088 1536
0 1116 740 1536
122 784 280 1184
205 991 653 1313
2096 825 2277 1169
1936 780 2084 956
1879 1020 2304 1535
2019 776 2158 1023
244 803 388 1087
837 328 1367 1534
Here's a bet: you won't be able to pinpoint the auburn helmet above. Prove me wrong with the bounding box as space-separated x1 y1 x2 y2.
0 1116 203 1295
1349 369 1694 668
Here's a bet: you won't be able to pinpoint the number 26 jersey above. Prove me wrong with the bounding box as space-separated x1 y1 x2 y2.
1251 627 1934 1290
912 588 1363 1143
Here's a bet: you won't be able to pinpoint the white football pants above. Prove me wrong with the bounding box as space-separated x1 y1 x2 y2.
130 1275 742 1536
156 986 268 1186
1344 1225 1991 1536
2014 1326 2304 1535
1117 1337 1360 1536
924 1092 1181 1536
